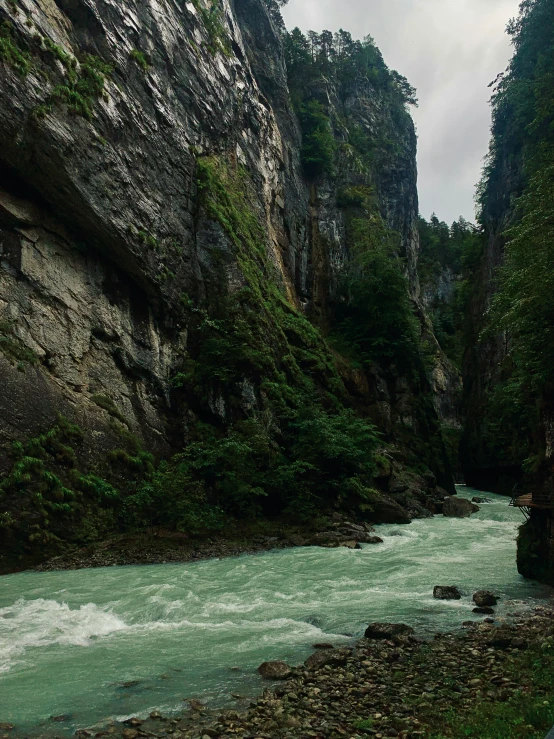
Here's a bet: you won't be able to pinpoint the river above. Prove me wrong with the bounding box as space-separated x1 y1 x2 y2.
0 487 551 734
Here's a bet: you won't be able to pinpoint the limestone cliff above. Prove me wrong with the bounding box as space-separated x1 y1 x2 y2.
0 0 453 571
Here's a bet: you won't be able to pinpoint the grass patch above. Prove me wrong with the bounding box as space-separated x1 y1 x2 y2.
0 321 39 367
33 47 112 120
426 641 554 739
129 48 149 72
0 20 30 75
91 394 130 428
191 0 230 56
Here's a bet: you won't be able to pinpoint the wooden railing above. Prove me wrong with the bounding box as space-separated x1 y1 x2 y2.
511 481 554 510
532 490 554 507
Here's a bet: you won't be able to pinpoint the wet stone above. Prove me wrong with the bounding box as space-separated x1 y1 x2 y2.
364 623 414 640
258 661 293 680
433 586 462 600
473 591 499 607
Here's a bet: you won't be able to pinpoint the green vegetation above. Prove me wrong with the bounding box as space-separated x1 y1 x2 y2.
332 190 419 370
426 640 554 738
190 0 230 56
137 229 159 249
26 36 112 120
129 48 149 72
418 215 482 367
467 0 554 476
0 416 88 558
173 155 381 519
0 20 30 75
0 414 159 569
48 54 112 119
91 394 130 428
297 100 336 177
0 9 456 567
0 156 385 568
0 321 39 367
262 0 288 33
284 28 416 178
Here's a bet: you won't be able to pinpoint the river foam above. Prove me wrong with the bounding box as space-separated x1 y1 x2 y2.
0 487 551 733
0 599 127 674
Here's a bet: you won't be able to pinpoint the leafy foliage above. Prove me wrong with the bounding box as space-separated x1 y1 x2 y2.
0 20 30 75
284 28 416 178
472 0 554 473
190 0 230 56
297 100 337 177
262 0 288 33
0 154 385 569
418 215 482 366
129 48 149 72
170 156 381 519
32 43 112 120
331 190 419 370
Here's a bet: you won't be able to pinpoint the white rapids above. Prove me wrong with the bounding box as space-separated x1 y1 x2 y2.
0 487 550 734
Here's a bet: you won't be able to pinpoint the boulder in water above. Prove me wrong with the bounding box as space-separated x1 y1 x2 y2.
257 661 293 680
433 585 462 600
473 590 499 607
340 540 361 549
472 496 492 504
371 496 411 524
310 531 350 546
360 535 384 544
443 497 479 518
473 606 495 615
364 623 414 640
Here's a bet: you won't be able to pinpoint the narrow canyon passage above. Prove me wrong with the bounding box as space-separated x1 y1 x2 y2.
0 489 550 736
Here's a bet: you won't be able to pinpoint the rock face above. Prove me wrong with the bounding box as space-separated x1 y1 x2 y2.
458 1 554 586
258 661 293 680
433 586 462 600
364 623 414 640
443 497 478 518
0 0 454 570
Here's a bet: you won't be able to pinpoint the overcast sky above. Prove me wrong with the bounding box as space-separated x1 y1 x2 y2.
282 0 521 224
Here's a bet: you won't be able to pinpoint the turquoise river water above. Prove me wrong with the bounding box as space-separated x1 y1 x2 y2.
0 487 551 734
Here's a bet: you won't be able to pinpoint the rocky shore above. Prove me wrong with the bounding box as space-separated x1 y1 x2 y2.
6 606 552 739
33 489 464 573
32 517 384 572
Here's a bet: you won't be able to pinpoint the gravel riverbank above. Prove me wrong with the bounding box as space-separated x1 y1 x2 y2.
9 606 550 739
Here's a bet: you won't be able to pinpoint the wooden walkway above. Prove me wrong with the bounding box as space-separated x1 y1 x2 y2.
511 493 554 510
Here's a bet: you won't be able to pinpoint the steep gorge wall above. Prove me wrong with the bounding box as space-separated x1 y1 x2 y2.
460 0 554 583
0 0 453 569
0 0 304 456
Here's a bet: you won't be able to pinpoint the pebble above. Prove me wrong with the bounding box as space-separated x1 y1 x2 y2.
51 608 554 739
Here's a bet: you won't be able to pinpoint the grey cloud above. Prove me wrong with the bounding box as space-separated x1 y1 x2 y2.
282 0 521 223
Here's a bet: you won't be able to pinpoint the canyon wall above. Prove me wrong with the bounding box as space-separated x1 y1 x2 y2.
0 0 453 570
